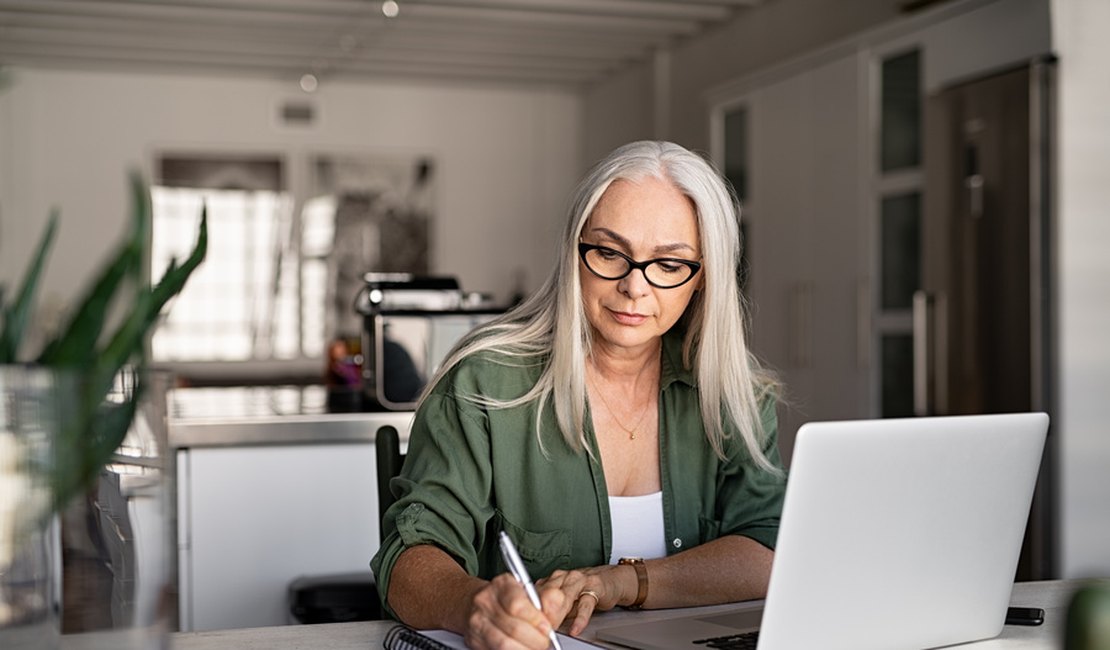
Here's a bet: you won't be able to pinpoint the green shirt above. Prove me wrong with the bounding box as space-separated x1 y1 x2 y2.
370 330 786 612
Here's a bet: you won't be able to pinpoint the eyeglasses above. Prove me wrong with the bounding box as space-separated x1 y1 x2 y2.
578 243 702 289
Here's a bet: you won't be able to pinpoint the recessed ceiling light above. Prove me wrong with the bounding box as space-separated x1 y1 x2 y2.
382 1 399 18
300 73 319 93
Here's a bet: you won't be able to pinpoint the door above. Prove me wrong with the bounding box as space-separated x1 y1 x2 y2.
922 60 1055 580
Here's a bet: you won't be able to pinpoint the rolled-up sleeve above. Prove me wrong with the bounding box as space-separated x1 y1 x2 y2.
370 384 495 614
716 398 787 550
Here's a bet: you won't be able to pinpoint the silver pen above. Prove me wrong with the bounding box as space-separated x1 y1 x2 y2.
498 530 564 650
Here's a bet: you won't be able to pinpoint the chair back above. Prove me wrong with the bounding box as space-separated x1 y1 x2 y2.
375 424 405 538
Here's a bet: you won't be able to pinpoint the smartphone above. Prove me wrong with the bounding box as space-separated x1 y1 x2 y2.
1005 606 1045 626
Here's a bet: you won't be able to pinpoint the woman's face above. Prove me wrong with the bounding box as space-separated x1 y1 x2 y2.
579 175 702 356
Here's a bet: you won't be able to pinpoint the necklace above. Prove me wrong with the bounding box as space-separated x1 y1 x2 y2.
588 377 651 441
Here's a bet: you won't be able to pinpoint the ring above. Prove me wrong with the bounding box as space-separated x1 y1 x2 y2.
578 590 600 605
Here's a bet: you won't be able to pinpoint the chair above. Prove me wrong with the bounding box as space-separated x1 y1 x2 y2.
288 424 406 623
375 424 405 525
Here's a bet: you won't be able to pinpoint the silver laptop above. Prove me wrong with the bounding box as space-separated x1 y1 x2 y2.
596 413 1048 650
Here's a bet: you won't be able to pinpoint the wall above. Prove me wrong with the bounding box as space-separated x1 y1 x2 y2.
582 0 902 159
1052 0 1110 579
0 69 10 245
0 68 582 345
581 60 655 165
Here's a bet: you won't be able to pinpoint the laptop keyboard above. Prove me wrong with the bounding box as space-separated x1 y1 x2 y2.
692 631 760 649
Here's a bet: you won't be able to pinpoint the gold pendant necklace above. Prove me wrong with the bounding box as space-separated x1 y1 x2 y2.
588 377 649 441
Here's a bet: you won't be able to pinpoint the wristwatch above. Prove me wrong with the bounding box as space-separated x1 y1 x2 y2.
618 557 648 609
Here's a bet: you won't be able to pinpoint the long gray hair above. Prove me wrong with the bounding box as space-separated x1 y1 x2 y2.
423 140 779 473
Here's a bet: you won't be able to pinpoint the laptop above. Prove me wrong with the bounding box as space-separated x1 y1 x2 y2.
596 413 1048 650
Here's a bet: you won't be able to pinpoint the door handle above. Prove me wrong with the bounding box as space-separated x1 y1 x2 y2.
966 174 984 219
913 290 934 416
964 130 985 219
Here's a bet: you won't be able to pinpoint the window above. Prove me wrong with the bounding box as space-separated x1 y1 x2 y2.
152 186 298 361
722 105 752 295
874 49 923 417
150 152 435 381
151 156 302 364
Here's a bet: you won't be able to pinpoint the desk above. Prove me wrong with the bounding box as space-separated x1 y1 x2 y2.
62 580 1075 649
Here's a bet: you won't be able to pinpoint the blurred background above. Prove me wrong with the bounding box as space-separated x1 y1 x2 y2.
1 0 1107 633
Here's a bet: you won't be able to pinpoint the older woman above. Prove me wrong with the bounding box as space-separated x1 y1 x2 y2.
370 140 785 649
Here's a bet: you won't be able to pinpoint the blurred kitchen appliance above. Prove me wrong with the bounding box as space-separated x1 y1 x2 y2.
356 274 503 411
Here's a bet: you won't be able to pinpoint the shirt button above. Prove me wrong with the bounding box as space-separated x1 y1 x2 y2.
672 538 682 549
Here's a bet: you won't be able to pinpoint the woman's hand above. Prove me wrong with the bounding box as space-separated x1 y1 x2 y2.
537 565 634 636
462 573 568 650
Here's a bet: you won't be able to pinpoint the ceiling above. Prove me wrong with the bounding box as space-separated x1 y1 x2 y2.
0 0 765 89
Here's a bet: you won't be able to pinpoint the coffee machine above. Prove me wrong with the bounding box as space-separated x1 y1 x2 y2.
355 274 502 411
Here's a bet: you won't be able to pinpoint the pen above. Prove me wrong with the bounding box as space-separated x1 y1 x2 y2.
498 530 564 650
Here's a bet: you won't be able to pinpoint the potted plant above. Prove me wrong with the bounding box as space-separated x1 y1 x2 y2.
0 172 206 644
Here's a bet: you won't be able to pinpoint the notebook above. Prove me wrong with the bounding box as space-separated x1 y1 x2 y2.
596 413 1049 650
384 624 604 649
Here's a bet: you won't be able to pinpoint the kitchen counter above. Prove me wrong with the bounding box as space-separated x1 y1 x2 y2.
168 385 413 448
168 385 414 631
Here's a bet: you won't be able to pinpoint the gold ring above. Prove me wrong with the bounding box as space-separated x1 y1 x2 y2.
578 590 600 605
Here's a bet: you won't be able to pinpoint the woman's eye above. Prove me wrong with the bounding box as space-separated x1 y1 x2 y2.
597 248 622 260
656 262 683 274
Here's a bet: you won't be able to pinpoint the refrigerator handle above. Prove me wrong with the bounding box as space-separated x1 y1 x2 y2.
913 290 934 417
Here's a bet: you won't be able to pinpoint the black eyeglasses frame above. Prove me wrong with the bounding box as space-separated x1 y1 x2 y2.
577 242 702 289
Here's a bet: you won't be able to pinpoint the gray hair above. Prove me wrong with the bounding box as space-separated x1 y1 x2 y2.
424 140 779 473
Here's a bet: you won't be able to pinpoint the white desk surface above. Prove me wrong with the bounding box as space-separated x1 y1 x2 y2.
62 579 1077 649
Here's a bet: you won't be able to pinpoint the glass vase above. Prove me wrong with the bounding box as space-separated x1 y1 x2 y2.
1 366 176 649
0 366 63 649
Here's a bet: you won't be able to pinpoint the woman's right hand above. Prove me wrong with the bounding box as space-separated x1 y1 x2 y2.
462 573 569 650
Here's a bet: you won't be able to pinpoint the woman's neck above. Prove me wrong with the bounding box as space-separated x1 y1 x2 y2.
587 339 662 389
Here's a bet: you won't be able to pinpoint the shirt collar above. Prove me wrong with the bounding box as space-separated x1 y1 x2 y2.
660 326 696 390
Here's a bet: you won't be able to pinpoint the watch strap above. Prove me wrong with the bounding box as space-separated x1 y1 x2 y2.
618 557 648 609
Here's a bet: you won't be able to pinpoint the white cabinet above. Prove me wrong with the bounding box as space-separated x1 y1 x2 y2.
724 53 871 462
169 386 413 631
177 443 381 631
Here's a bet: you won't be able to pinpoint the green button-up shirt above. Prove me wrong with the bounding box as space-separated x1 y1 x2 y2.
370 329 786 612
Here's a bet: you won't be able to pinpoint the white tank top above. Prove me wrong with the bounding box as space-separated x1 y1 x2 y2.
608 491 667 564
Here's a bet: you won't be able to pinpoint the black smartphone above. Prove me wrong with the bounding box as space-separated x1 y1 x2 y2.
1005 606 1045 626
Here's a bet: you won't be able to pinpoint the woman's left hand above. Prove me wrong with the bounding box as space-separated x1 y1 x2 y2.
537 565 632 636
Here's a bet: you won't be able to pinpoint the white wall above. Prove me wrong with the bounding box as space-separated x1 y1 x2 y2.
0 69 10 245
1052 0 1110 579
582 63 655 166
0 68 582 341
583 0 903 160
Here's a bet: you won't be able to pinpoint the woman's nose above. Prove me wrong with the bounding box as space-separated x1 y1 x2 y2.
617 267 652 298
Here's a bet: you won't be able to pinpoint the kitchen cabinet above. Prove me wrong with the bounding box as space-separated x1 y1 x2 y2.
724 53 871 461
170 387 411 631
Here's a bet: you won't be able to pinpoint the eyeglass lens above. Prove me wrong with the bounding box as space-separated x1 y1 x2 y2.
582 246 695 288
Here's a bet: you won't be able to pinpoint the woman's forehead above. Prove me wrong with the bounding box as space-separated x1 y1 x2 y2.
587 177 700 247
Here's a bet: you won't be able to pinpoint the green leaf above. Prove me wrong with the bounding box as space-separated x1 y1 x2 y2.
11 173 208 514
96 209 205 382
0 209 59 362
128 170 152 268
37 243 140 366
37 174 154 367
51 379 143 514
149 208 207 312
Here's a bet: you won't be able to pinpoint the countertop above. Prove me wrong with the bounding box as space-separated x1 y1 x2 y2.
167 385 413 448
59 579 1081 650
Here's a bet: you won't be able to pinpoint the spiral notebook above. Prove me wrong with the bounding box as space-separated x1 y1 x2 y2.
384 624 605 649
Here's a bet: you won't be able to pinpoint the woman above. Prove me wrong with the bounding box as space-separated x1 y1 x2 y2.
370 140 785 649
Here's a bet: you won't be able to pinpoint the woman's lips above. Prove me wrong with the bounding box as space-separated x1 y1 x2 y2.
609 309 648 325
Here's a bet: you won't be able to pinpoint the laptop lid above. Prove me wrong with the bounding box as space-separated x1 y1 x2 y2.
595 413 1048 650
